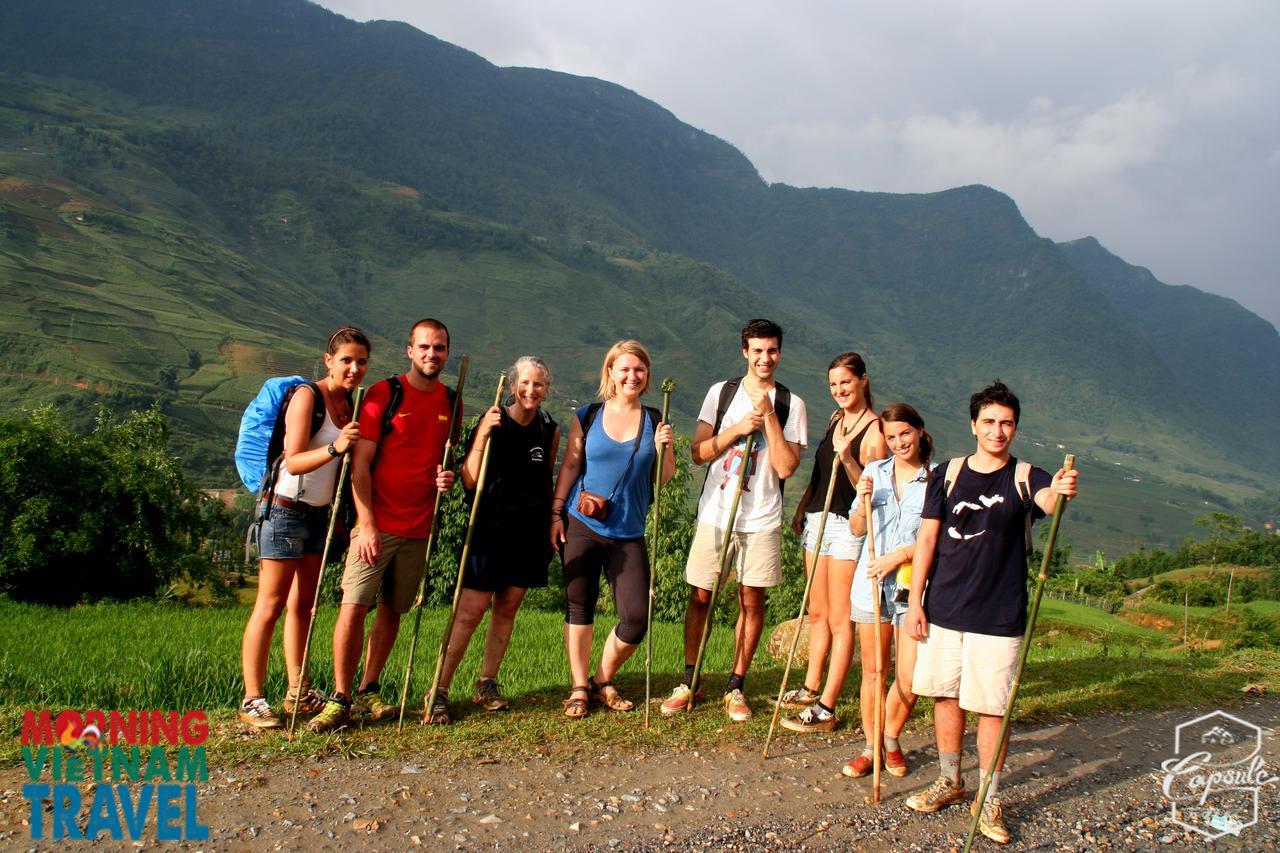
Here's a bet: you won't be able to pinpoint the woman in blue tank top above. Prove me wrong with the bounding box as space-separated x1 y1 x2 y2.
550 340 676 718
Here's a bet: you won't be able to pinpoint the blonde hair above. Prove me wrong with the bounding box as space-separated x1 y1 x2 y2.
596 340 652 400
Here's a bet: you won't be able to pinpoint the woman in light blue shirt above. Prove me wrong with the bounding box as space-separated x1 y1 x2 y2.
844 403 936 779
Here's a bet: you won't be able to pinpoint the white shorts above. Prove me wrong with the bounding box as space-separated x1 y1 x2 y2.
685 523 782 590
801 511 864 562
912 623 1021 716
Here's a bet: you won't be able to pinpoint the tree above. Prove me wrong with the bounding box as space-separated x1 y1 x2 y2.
1194 511 1243 572
0 406 223 605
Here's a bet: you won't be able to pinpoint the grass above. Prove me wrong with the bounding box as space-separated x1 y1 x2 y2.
1124 564 1267 591
2 597 1275 768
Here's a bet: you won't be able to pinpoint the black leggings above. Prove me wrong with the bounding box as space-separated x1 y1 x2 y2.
562 516 650 645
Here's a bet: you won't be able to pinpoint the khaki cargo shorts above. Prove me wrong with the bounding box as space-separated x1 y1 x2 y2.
912 623 1021 716
341 531 429 614
684 522 782 590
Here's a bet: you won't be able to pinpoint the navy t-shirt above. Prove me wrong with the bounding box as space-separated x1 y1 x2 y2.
921 457 1051 637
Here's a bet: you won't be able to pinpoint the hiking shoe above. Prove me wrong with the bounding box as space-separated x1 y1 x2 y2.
283 685 326 718
306 698 351 734
973 798 1011 844
238 697 282 730
659 683 704 716
473 678 509 711
905 776 966 813
771 686 821 709
885 749 908 777
780 705 838 733
723 689 752 722
355 688 399 722
422 691 450 725
842 755 873 778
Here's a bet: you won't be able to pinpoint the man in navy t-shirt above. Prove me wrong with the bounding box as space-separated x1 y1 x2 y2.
902 381 1078 844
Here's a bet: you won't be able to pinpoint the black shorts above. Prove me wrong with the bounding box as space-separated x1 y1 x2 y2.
463 538 551 592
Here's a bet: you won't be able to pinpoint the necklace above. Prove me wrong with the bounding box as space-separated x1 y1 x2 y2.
840 406 869 437
322 381 352 426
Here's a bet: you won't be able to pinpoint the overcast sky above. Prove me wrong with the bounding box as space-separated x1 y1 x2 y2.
321 1 1280 328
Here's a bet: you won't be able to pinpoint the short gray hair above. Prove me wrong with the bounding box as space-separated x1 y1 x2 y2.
507 355 552 391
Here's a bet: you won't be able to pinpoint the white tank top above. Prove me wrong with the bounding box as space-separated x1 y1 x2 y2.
275 403 342 506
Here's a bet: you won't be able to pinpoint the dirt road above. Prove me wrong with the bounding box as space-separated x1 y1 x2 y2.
3 696 1276 850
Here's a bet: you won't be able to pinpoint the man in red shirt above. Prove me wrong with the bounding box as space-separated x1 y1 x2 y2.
309 319 458 732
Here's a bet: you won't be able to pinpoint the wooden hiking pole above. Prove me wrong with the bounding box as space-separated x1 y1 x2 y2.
687 433 756 710
866 488 883 805
395 356 470 730
418 373 505 726
644 378 676 729
964 454 1075 853
289 385 366 735
763 455 840 758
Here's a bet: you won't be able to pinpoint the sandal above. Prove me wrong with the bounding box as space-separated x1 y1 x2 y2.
589 676 635 712
563 685 590 719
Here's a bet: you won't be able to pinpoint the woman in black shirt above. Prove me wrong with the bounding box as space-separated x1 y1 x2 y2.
424 356 560 724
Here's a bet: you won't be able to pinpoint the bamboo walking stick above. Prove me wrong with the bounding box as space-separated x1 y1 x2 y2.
763 455 840 758
419 373 506 725
867 488 883 805
644 378 676 729
395 356 470 730
289 385 366 735
963 454 1075 853
687 433 756 710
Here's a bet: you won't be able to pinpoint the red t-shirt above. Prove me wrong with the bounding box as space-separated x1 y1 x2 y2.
358 375 457 538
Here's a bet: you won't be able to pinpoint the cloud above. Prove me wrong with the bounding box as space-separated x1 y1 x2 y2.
320 1 1280 326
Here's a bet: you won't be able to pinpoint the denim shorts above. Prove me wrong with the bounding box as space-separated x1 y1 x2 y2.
851 581 908 626
256 500 330 560
801 511 864 562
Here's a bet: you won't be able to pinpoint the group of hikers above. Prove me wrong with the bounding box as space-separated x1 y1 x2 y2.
238 316 1079 844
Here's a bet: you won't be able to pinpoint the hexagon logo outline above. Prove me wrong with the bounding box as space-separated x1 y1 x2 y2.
1161 708 1274 840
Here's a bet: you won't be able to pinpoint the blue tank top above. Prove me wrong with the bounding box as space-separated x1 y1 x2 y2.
567 405 656 540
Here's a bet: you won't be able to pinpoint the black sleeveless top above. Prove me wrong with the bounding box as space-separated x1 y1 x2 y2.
803 414 877 517
464 407 558 535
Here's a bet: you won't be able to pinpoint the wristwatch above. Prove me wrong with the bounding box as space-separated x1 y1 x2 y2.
326 442 339 458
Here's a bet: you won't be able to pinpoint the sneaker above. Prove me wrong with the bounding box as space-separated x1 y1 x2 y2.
905 776 966 813
355 688 399 722
282 685 326 717
780 705 838 733
841 755 873 778
659 683 704 716
973 797 1011 844
473 678 509 711
723 689 752 722
885 749 908 777
422 691 450 725
238 697 282 730
306 698 351 734
770 686 821 709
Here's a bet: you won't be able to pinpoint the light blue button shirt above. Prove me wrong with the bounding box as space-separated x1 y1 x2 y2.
850 457 935 613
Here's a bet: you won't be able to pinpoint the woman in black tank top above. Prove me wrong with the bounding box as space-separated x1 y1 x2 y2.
424 356 561 723
779 352 887 731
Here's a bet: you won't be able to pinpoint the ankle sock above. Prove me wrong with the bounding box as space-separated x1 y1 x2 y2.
358 681 379 695
940 751 962 785
980 769 1002 799
726 673 745 693
884 733 901 753
683 664 696 687
329 693 352 706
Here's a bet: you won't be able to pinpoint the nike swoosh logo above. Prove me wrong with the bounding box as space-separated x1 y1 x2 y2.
396 412 412 418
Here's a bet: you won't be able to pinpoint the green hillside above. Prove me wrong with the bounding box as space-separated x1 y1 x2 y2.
1 0 1277 558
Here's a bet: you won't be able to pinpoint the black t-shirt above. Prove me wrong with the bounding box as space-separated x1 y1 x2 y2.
921 457 1051 637
464 408 558 540
803 416 874 516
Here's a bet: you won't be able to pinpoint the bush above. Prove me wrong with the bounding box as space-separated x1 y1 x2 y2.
0 406 224 605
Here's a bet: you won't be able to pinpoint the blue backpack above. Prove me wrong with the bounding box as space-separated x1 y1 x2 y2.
234 376 325 493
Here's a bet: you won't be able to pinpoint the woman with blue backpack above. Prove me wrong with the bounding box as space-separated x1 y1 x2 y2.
239 326 370 729
550 340 676 718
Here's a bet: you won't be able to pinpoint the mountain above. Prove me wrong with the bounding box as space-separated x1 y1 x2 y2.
1 0 1276 555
